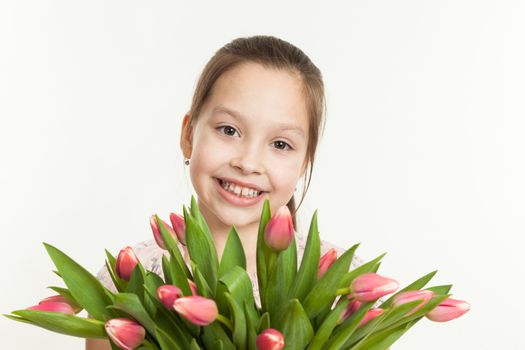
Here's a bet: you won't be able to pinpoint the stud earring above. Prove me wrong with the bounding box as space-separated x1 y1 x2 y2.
184 158 190 165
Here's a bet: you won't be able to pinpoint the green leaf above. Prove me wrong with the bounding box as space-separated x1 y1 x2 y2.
107 293 157 337
256 197 273 307
215 266 256 320
258 312 270 333
3 313 34 325
264 237 297 321
161 255 173 285
244 300 258 350
104 250 125 292
155 326 184 350
168 254 192 297
351 321 414 350
43 243 115 320
224 292 247 349
302 244 359 321
201 321 236 350
126 261 147 302
218 226 247 278
10 310 106 338
290 210 321 302
191 261 213 298
426 284 452 295
184 206 219 293
274 299 314 350
143 272 166 317
46 286 82 310
308 297 350 350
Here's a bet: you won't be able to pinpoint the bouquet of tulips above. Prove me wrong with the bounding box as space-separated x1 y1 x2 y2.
4 196 469 349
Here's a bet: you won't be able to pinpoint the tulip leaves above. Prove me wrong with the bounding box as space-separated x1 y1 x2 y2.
290 210 321 302
184 198 219 294
5 195 467 349
43 243 116 320
218 225 247 278
8 310 106 338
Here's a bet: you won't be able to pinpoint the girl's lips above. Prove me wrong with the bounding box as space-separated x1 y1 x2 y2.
214 178 266 207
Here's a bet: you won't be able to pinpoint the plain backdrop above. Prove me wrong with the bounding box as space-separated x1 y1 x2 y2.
1 1 524 349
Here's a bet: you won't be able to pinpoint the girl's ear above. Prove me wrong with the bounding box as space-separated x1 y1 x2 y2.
180 112 193 159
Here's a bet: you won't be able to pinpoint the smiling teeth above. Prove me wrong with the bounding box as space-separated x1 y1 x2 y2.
220 179 261 198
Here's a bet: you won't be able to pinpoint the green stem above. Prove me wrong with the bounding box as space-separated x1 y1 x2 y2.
336 287 352 296
216 314 233 332
143 339 160 350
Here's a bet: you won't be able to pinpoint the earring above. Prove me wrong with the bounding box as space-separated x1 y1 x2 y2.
184 158 190 165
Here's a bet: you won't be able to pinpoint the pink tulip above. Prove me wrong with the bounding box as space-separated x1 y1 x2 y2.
150 215 178 250
38 295 82 314
169 212 187 245
115 246 139 281
358 308 384 327
318 248 338 279
188 279 199 296
105 318 145 350
425 297 470 322
350 273 399 302
264 206 294 252
27 301 75 315
157 285 182 309
256 328 285 350
339 299 362 324
393 290 435 316
173 296 218 326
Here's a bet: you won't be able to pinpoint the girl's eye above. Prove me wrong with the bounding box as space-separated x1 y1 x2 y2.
217 125 239 137
273 140 293 151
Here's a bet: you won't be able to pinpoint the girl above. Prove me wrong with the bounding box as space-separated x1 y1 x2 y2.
86 35 362 350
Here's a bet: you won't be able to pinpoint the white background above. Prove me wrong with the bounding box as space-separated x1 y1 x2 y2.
1 1 524 349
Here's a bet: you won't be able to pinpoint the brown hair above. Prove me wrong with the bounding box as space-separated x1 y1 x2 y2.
184 35 327 228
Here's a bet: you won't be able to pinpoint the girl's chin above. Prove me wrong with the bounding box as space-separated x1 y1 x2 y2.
214 210 260 229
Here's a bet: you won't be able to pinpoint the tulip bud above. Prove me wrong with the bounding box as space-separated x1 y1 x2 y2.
339 299 362 324
393 290 435 316
115 246 139 281
264 206 294 252
188 279 199 296
157 285 182 309
105 318 145 350
425 297 470 322
350 273 399 302
39 295 82 314
256 328 285 350
173 296 218 326
359 308 384 327
318 248 338 279
150 215 178 250
27 301 75 315
169 212 186 245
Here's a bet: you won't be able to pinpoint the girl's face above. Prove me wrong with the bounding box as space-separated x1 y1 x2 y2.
180 62 309 229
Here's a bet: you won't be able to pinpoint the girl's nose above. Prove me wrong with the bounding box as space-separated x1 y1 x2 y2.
230 147 265 175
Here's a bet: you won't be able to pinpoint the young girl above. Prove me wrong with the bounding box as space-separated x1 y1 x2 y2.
86 35 362 350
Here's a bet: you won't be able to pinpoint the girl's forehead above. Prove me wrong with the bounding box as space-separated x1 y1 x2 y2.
203 62 309 132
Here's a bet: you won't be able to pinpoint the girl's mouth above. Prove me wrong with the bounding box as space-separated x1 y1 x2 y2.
214 177 266 207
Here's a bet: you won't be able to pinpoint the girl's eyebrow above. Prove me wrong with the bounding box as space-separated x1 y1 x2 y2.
212 104 305 139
